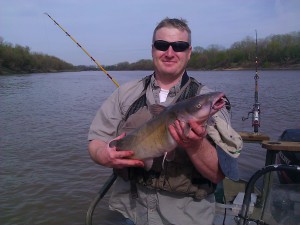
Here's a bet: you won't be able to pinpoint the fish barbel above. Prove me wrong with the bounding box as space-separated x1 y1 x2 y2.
109 92 225 164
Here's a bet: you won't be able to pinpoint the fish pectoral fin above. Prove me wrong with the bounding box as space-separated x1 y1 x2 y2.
149 104 166 116
166 151 175 161
161 151 176 170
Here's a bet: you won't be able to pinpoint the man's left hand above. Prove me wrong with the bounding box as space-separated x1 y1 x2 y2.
169 120 207 150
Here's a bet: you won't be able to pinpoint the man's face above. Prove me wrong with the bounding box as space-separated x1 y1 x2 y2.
152 27 192 78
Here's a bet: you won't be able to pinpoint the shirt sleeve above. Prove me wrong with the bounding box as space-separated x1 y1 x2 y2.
88 88 123 143
88 78 145 143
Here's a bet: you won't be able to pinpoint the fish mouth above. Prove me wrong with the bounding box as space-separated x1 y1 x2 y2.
212 92 225 111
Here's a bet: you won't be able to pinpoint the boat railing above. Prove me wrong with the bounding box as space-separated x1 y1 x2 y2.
234 131 300 225
235 164 300 225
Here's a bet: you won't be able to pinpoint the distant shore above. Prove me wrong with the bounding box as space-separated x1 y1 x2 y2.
220 64 300 71
2 64 300 76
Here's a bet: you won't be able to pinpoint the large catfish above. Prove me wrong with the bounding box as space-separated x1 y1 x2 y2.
109 92 225 168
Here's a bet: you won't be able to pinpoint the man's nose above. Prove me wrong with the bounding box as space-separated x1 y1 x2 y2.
165 45 175 56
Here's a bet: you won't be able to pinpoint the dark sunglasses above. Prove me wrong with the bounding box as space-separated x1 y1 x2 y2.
153 40 190 52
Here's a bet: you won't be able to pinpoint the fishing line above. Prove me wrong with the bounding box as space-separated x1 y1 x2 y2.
44 13 120 88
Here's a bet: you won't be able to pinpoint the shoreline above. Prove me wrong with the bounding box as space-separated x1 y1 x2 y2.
1 65 300 75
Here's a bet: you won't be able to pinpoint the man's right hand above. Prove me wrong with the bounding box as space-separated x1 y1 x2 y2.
88 133 145 169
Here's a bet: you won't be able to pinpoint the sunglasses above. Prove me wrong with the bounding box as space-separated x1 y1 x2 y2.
153 40 190 52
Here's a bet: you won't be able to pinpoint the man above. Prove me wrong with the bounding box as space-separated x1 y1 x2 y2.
88 18 242 225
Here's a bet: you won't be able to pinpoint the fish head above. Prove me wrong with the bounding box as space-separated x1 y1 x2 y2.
185 92 225 124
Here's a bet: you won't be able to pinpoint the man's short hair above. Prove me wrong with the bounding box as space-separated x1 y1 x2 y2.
152 17 191 44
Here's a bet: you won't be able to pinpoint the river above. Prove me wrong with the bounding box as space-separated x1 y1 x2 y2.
1 70 299 225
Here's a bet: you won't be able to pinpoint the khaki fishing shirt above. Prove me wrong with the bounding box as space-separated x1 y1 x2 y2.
88 73 242 225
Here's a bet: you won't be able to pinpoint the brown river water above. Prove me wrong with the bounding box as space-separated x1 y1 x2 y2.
1 70 299 225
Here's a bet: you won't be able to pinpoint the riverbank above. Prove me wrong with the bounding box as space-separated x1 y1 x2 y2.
221 63 300 71
0 68 79 75
1 64 300 76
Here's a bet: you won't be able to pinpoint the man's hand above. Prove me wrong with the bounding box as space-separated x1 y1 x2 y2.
169 120 207 151
88 133 144 169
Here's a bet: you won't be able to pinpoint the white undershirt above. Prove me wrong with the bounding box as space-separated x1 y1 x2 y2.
159 88 169 103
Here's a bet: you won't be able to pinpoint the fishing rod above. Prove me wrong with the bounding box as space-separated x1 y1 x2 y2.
242 30 260 133
44 12 120 87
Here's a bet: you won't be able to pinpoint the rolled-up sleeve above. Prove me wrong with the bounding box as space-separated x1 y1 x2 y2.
88 78 145 143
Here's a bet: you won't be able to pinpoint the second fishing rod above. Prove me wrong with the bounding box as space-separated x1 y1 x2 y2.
242 30 261 133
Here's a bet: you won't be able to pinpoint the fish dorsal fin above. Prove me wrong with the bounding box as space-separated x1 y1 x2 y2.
149 104 166 116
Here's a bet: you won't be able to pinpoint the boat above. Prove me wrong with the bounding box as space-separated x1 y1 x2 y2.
276 129 300 184
214 129 300 225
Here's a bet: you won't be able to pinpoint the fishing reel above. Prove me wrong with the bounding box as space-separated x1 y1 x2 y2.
242 102 260 133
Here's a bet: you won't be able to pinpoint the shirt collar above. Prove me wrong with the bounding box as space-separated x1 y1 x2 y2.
151 71 189 97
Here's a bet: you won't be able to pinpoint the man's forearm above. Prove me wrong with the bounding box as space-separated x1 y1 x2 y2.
186 138 224 184
88 139 107 165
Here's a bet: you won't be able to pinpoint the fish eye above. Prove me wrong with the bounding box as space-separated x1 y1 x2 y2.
196 103 202 109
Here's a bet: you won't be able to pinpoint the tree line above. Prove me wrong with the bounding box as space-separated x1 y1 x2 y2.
105 31 300 70
0 37 75 75
1 31 299 75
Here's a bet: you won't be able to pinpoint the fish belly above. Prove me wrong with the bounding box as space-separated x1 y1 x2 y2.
117 118 177 160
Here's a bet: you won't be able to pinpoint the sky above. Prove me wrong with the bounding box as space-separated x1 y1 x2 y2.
1 0 300 66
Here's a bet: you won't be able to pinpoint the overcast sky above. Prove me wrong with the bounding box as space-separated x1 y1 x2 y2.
1 0 300 66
